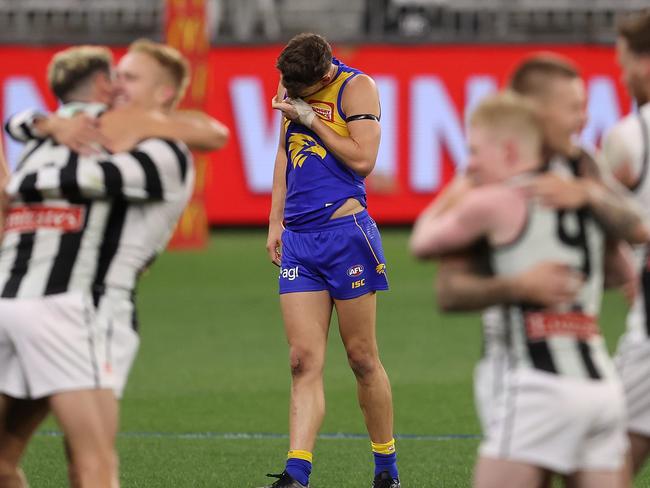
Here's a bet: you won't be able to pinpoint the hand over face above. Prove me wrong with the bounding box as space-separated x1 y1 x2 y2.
271 96 316 128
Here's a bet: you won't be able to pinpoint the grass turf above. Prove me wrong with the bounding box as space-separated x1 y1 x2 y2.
19 229 650 487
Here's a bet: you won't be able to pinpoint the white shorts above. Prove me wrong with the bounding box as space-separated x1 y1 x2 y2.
0 291 139 399
616 338 650 436
474 352 508 433
94 291 140 398
479 367 627 474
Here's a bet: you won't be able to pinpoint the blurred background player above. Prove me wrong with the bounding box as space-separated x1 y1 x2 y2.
411 92 629 488
420 54 646 449
601 8 650 479
7 41 229 156
0 41 225 487
263 33 398 488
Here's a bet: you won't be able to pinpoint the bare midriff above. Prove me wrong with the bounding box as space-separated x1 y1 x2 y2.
330 198 364 219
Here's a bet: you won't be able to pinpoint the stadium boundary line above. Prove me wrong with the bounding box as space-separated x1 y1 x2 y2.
37 431 480 441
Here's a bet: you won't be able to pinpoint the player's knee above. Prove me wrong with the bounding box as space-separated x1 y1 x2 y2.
289 347 321 377
68 448 113 485
0 458 23 486
346 348 380 380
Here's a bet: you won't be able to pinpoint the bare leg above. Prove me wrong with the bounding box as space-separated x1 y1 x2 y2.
0 395 49 488
565 470 624 488
335 292 393 443
474 456 550 488
281 291 333 452
64 393 120 488
627 432 650 476
49 390 117 488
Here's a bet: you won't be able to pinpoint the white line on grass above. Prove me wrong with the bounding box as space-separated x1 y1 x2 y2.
37 431 480 441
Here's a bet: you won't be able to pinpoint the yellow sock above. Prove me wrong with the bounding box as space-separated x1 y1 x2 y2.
371 438 396 455
287 449 313 462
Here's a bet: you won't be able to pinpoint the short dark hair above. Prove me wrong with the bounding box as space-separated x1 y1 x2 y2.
276 33 332 97
509 54 580 97
48 46 113 102
618 9 650 55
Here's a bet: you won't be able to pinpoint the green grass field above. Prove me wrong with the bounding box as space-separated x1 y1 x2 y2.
19 229 650 487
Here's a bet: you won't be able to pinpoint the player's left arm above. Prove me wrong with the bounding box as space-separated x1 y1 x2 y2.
524 153 650 244
100 108 230 152
272 75 380 177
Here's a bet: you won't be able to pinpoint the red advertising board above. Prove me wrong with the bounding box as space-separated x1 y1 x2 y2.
0 45 630 225
166 0 211 248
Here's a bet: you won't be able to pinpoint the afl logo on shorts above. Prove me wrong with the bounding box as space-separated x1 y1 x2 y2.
347 265 364 277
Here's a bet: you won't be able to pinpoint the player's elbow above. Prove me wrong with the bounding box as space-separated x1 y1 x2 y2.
630 221 650 245
409 234 439 260
435 278 462 312
202 123 229 151
213 123 230 149
349 159 375 177
435 272 468 312
409 236 427 259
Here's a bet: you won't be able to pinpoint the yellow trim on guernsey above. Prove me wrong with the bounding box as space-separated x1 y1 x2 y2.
371 438 396 455
353 213 381 267
287 450 313 463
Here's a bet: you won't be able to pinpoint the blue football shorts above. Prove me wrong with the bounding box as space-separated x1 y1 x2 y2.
278 210 389 300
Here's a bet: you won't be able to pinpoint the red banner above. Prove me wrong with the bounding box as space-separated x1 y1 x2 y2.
165 0 210 248
0 45 630 225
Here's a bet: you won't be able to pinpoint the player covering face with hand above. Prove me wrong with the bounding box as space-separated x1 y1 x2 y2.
262 33 399 488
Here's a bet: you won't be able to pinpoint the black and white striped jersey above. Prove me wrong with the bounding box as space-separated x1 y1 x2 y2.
603 103 650 342
488 162 615 381
5 108 44 144
1 116 194 313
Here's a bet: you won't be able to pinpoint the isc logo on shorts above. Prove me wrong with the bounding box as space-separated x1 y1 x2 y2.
347 265 364 277
279 266 299 281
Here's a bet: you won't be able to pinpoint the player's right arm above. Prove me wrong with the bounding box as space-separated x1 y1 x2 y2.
436 253 582 311
266 84 288 267
99 108 230 152
5 107 230 153
524 150 649 244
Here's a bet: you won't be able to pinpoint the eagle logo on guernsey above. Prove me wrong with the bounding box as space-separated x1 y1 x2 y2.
347 265 364 277
288 133 326 168
376 263 387 274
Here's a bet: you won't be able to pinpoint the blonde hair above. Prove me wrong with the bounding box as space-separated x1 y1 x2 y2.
469 91 544 150
47 46 113 102
128 39 190 108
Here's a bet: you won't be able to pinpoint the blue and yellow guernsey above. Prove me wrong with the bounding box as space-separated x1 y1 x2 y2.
283 58 369 230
